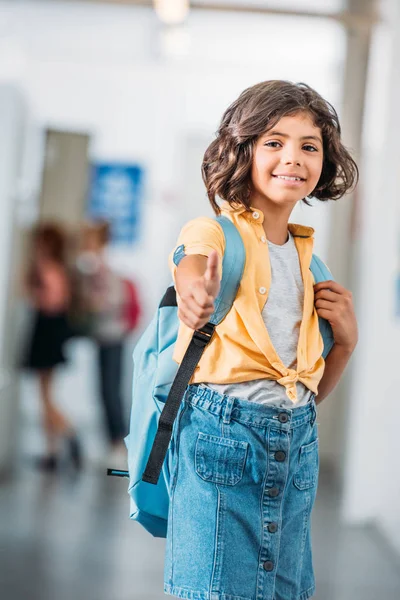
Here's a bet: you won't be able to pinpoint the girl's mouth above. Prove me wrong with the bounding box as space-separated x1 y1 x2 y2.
272 174 305 181
272 174 306 186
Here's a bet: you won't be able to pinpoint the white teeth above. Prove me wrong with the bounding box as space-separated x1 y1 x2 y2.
275 175 302 181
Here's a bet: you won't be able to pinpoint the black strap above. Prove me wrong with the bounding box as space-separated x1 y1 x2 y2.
159 286 177 308
107 469 129 478
142 322 215 485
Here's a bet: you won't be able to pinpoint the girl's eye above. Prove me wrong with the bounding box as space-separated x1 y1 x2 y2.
303 144 318 152
264 141 281 148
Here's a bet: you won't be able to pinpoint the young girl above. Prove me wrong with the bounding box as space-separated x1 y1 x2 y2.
23 222 81 471
165 81 358 600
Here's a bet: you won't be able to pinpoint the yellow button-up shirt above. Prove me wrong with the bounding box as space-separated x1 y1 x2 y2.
169 201 325 403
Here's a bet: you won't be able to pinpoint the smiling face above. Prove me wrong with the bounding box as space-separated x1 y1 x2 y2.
250 112 324 210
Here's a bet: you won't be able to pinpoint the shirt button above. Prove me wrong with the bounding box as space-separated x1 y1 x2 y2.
252 211 260 220
267 487 279 498
260 236 266 243
263 560 274 571
259 287 266 294
268 523 278 533
275 451 286 462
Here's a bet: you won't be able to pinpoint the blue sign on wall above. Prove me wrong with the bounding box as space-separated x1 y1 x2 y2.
87 162 144 245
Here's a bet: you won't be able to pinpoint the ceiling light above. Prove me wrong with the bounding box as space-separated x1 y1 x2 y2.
153 0 190 26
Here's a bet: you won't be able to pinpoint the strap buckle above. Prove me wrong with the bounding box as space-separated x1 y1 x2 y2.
193 322 215 347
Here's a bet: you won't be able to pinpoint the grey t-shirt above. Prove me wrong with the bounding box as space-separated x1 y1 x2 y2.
207 231 312 408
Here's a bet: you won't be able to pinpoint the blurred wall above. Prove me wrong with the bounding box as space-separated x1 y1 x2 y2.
1 0 345 314
340 0 400 553
0 84 27 474
0 1 349 466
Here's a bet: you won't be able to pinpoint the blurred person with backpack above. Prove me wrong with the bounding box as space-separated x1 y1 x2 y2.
76 221 140 468
22 222 82 471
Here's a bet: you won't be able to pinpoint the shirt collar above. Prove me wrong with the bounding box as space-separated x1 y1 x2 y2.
219 200 314 239
288 223 315 238
220 200 248 216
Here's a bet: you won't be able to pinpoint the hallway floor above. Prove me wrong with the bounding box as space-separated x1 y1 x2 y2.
1 357 399 600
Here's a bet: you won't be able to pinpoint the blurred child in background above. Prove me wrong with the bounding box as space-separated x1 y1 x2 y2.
76 221 137 468
23 222 82 471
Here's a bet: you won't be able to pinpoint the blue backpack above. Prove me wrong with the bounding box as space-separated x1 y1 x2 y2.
108 216 334 538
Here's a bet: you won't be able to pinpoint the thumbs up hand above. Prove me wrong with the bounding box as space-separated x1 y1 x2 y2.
177 251 220 331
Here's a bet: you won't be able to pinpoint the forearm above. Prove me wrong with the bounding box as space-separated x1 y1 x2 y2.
315 343 355 404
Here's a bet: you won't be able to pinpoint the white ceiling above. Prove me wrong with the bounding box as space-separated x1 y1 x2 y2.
193 0 346 13
19 0 347 16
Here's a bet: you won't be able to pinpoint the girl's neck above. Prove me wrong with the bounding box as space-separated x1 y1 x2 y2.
250 198 293 246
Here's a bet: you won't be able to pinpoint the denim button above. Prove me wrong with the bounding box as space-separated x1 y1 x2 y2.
267 487 279 498
275 451 286 462
263 560 274 571
268 522 278 533
278 413 289 423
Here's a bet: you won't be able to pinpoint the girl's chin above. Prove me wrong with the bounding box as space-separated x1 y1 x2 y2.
261 190 306 203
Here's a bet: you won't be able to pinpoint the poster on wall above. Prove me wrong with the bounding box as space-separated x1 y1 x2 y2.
87 162 145 245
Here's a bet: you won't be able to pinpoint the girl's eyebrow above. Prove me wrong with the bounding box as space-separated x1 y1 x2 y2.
264 130 323 144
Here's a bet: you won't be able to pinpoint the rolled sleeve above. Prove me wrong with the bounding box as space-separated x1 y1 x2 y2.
168 217 225 285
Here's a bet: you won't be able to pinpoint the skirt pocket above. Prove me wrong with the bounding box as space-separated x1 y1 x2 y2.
294 437 319 491
195 432 248 486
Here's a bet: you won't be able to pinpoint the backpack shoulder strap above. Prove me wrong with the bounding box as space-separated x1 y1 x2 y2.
142 216 245 485
310 254 332 283
309 254 335 359
211 215 245 324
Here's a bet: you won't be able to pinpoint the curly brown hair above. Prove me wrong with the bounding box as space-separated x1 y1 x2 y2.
82 220 111 248
202 80 359 214
31 222 68 264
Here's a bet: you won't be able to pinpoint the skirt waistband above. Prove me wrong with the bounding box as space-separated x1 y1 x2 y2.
185 384 317 431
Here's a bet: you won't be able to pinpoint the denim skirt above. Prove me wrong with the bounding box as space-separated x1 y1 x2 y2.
164 384 319 600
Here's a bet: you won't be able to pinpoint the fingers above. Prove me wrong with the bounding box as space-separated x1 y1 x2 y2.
315 296 354 322
178 281 215 330
313 280 350 297
178 306 212 330
315 308 334 321
177 251 220 330
184 292 214 318
314 281 354 316
177 300 214 330
204 251 219 285
189 279 214 308
314 289 340 303
314 299 335 312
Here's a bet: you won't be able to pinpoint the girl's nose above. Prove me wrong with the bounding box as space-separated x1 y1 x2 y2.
282 145 302 166
283 155 301 166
